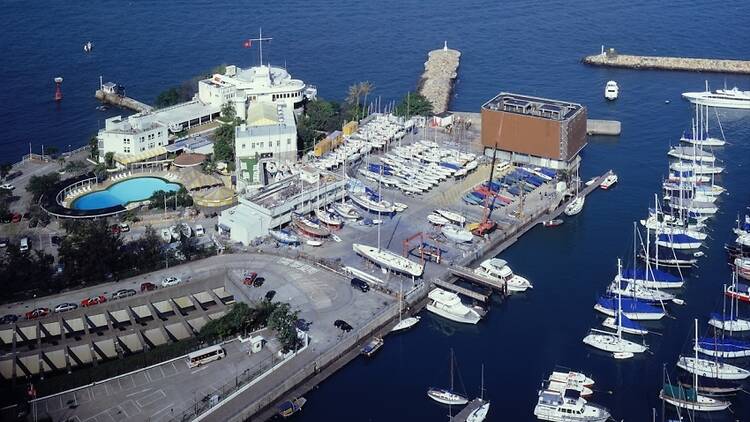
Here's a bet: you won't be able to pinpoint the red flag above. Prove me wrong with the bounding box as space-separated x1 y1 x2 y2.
243 39 252 48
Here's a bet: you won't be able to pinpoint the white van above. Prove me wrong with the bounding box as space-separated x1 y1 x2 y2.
19 237 29 252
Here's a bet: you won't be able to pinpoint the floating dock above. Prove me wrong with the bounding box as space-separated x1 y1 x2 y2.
418 42 461 114
95 88 153 113
447 265 507 295
587 119 621 136
583 47 750 75
433 278 490 302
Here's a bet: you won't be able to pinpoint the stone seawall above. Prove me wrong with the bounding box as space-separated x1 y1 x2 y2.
583 51 750 74
418 43 461 114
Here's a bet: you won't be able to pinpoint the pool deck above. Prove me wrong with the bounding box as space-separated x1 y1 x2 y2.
62 170 182 208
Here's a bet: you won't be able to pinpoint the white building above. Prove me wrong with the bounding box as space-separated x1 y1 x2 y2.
235 102 297 191
219 168 345 245
98 63 315 165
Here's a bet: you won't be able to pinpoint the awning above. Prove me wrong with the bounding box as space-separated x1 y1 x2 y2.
0 359 13 379
94 339 117 359
131 305 153 320
118 333 143 353
165 322 191 341
192 291 215 306
152 300 174 315
172 296 194 311
187 317 207 333
0 329 14 345
64 318 85 334
18 355 40 375
208 311 226 320
69 344 93 365
87 313 108 330
18 325 37 342
110 309 131 325
142 328 167 347
113 146 168 165
42 322 61 337
44 349 66 370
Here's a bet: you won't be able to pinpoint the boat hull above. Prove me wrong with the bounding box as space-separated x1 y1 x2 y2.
426 303 480 324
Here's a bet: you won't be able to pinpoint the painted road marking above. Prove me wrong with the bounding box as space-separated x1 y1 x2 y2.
125 387 152 398
190 366 208 375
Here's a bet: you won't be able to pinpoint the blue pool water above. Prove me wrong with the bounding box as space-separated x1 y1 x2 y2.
72 177 180 210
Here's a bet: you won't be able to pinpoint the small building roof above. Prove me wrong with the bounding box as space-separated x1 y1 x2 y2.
69 344 93 365
64 317 85 334
114 146 168 165
94 338 118 359
165 322 191 341
173 152 207 167
118 333 143 353
142 328 167 347
0 359 13 379
247 102 279 126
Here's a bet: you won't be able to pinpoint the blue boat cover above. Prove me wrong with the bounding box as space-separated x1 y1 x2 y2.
472 191 486 199
616 312 645 331
540 168 556 177
622 268 681 282
657 233 700 244
440 162 460 170
597 296 662 313
365 187 380 201
698 337 750 353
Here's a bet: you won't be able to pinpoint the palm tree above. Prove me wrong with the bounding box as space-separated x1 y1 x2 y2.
346 83 361 107
359 81 374 119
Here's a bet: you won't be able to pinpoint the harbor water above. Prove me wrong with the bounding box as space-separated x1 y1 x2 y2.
2 1 750 420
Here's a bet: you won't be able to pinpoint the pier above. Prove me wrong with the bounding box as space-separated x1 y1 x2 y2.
452 398 488 422
433 278 490 302
583 47 750 75
587 119 621 136
419 42 461 114
447 265 507 295
95 87 153 113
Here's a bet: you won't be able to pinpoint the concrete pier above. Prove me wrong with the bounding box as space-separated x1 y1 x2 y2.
95 89 153 113
419 42 461 114
587 119 621 136
583 48 750 75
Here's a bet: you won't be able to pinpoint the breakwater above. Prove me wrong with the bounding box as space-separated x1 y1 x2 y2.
418 42 461 114
583 47 750 74
95 89 153 113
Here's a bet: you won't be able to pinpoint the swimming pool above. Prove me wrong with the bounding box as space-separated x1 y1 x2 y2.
72 177 181 210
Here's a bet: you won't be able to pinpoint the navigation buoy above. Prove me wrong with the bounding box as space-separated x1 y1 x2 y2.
54 77 63 101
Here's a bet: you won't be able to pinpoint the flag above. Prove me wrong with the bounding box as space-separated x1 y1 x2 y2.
243 39 252 48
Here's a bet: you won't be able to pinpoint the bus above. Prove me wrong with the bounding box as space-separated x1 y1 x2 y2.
187 345 225 368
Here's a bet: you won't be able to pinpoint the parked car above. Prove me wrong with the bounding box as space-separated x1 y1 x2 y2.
243 272 258 285
0 314 19 324
161 276 182 287
25 308 50 320
110 224 121 234
53 303 78 313
28 218 38 228
0 183 15 191
51 235 61 246
350 278 370 292
334 319 353 332
111 289 136 300
11 213 22 223
253 277 265 287
19 237 29 252
295 318 311 332
194 224 205 236
0 238 8 248
5 171 22 180
118 223 130 232
265 290 276 302
140 282 157 292
80 295 107 307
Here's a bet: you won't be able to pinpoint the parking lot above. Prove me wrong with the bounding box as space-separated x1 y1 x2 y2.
29 253 394 422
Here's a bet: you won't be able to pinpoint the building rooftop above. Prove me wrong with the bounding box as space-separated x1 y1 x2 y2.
152 100 221 127
246 170 342 211
481 92 583 121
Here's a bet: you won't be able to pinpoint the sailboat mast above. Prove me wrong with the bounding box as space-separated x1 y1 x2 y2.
617 258 623 338
693 318 699 394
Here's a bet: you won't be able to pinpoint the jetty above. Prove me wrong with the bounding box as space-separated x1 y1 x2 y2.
583 47 750 75
419 42 461 114
95 80 153 113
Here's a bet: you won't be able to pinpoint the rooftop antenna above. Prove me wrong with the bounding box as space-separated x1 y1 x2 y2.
245 28 273 67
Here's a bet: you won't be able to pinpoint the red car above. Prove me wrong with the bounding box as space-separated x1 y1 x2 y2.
243 272 258 285
140 282 157 292
80 295 107 307
11 213 22 223
25 308 50 320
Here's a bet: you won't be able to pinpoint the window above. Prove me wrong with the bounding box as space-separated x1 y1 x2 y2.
148 142 155 149
287 138 291 145
124 147 130 153
140 147 145 152
242 144 246 149
123 138 130 145
140 136 145 141
276 140 280 147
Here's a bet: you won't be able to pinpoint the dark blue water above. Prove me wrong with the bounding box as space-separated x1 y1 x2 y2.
4 1 750 420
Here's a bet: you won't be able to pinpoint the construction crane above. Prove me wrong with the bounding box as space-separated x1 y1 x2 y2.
472 138 501 237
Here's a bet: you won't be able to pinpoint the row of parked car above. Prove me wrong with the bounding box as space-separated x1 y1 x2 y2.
0 276 185 324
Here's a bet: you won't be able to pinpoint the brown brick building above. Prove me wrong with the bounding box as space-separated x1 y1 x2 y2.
481 93 587 170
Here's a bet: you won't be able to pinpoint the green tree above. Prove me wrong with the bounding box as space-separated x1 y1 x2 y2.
64 160 88 175
154 87 182 109
46 146 59 157
59 220 125 284
88 135 99 160
394 92 433 117
268 303 301 352
220 102 236 122
212 123 235 163
93 163 108 181
104 152 115 169
126 225 163 272
26 173 60 200
178 235 199 261
0 246 55 301
0 163 12 179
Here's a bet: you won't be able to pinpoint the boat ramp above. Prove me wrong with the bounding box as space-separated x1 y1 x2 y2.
583 47 750 75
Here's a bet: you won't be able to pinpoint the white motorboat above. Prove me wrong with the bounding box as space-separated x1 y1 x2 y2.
352 243 424 277
548 371 594 388
331 202 361 220
434 209 466 225
534 389 610 422
599 174 617 190
426 288 482 324
677 356 750 381
682 82 750 109
474 258 533 292
442 224 474 243
466 402 490 422
604 80 619 100
428 213 450 226
564 196 584 216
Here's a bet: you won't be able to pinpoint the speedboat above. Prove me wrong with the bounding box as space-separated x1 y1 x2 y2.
534 389 610 422
426 288 482 324
604 81 619 100
352 243 423 277
682 84 750 109
599 174 617 189
564 196 584 216
442 224 474 243
726 283 750 303
474 258 533 292
548 371 594 387
427 388 468 406
677 356 750 381
543 219 564 227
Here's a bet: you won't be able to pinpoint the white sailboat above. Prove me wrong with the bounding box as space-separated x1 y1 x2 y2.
659 319 732 412
564 169 584 216
391 280 420 332
428 213 451 226
442 224 474 243
677 356 750 381
434 209 466 226
352 243 424 277
583 259 648 359
427 349 469 406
